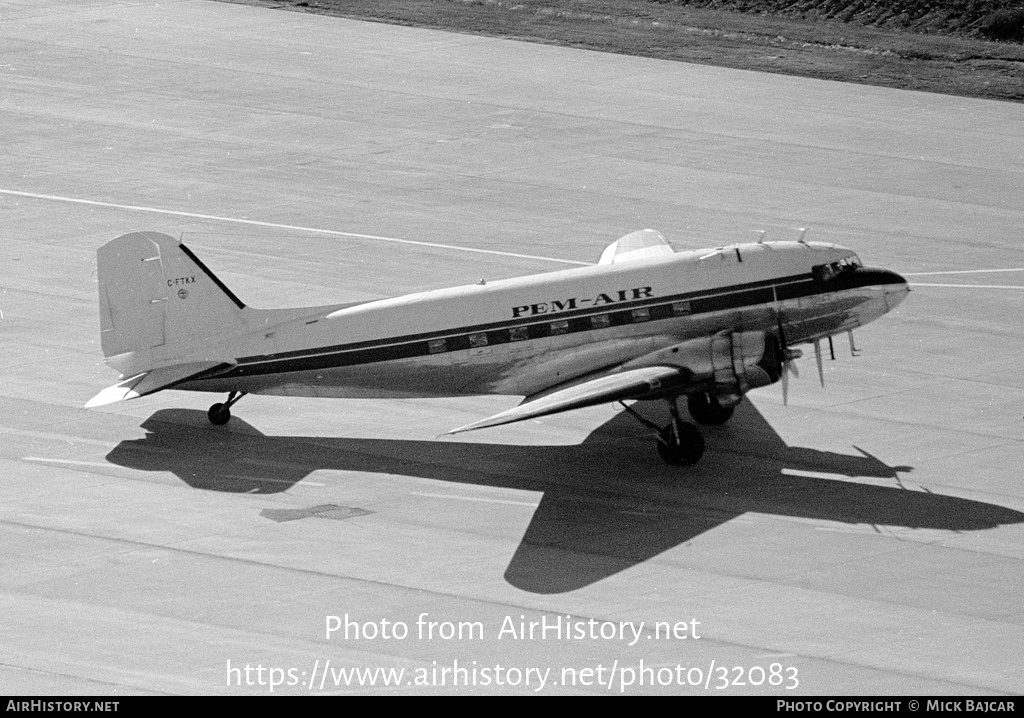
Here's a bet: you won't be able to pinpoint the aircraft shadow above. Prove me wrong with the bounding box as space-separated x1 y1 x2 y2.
106 403 1024 594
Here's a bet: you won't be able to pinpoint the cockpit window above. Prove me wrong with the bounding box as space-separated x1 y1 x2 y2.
812 256 861 282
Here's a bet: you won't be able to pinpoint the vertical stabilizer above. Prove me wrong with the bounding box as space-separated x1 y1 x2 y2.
97 232 248 359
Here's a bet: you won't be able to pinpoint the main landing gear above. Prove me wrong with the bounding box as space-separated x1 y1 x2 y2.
207 390 247 426
657 402 706 466
620 398 706 466
686 392 736 426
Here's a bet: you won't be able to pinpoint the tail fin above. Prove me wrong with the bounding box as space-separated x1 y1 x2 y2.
97 232 248 359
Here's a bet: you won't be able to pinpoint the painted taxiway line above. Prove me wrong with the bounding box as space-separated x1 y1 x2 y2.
0 426 115 449
12 190 1018 285
0 189 590 266
909 283 1024 290
903 268 1024 276
222 474 325 487
21 457 326 488
410 490 539 507
22 457 116 469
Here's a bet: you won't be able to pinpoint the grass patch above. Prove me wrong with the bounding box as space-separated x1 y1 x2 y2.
980 8 1024 42
225 0 1024 102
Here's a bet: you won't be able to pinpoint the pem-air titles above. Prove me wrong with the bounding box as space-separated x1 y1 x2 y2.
512 286 654 318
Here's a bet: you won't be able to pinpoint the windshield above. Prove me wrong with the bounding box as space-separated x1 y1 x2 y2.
812 255 861 282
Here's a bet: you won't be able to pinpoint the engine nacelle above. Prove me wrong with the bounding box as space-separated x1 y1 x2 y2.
710 330 783 393
625 330 783 397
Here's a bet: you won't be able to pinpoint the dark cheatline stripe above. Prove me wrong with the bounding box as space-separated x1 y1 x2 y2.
832 267 907 288
249 273 803 363
217 268 902 379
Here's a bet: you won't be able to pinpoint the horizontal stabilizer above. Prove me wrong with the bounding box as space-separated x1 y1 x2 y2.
85 360 235 408
448 365 686 434
598 229 675 265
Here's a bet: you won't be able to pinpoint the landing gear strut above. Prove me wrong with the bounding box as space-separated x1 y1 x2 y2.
208 390 246 425
620 398 705 466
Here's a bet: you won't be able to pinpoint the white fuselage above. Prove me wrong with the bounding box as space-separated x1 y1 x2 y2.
177 241 906 400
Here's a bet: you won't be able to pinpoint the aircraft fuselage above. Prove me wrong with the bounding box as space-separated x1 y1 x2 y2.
176 240 907 401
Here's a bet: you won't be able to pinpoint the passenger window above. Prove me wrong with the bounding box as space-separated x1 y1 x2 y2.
631 307 650 323
591 314 610 328
550 319 569 335
469 333 488 348
672 301 691 316
427 339 446 354
509 326 529 342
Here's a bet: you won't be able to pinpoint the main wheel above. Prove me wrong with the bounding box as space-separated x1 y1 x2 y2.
656 421 705 466
687 393 735 426
207 403 231 425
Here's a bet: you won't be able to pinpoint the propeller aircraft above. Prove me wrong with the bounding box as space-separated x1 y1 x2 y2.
87 229 908 465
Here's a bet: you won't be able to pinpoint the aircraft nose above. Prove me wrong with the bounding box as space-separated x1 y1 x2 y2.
858 267 908 286
858 267 910 310
882 269 910 309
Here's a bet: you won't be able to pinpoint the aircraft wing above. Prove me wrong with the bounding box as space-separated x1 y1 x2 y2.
85 360 235 407
447 365 688 434
598 229 676 264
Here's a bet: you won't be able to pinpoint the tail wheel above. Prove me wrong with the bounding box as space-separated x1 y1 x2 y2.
687 393 736 425
207 403 231 425
207 390 246 426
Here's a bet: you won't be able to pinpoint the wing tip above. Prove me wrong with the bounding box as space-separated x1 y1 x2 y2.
445 420 491 435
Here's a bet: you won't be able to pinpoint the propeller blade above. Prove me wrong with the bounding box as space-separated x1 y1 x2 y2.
814 339 825 387
781 365 789 405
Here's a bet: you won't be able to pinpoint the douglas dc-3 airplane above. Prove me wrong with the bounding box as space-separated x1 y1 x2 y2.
87 229 908 466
